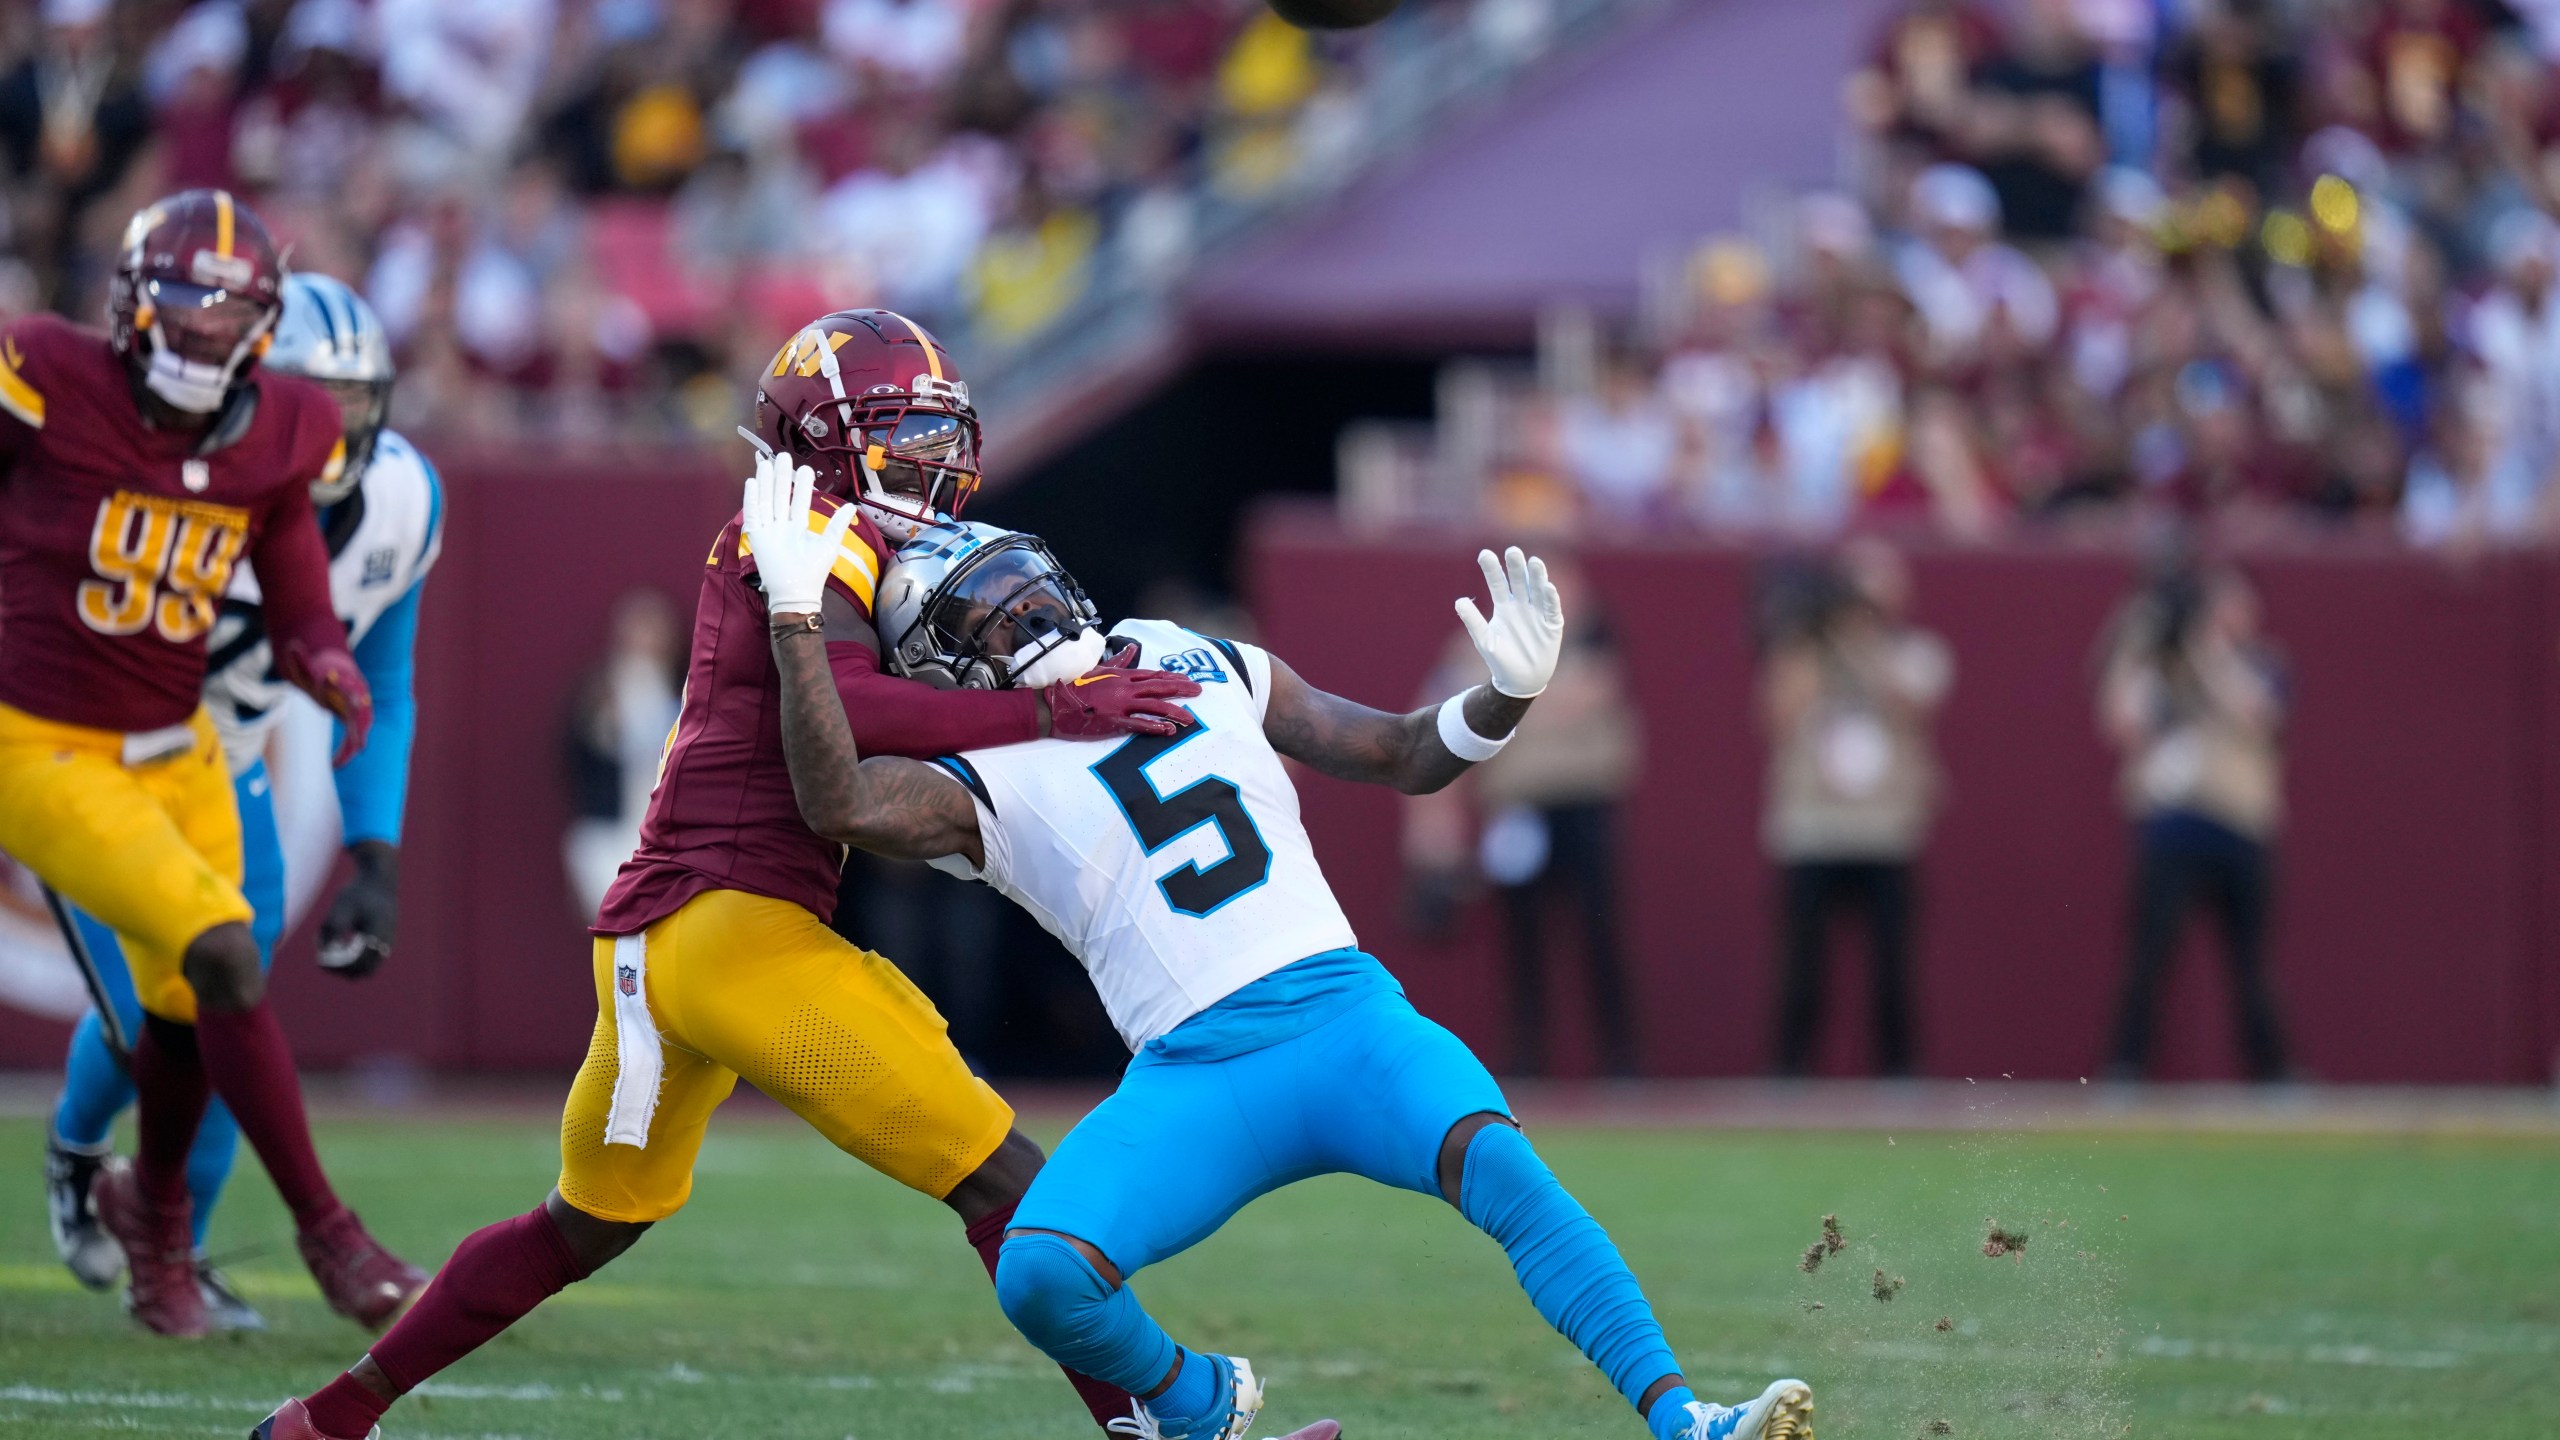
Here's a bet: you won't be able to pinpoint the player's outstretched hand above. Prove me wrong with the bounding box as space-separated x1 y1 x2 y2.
279 638 374 765
1045 668 1202 739
741 450 855 618
1455 545 1564 699
317 841 397 980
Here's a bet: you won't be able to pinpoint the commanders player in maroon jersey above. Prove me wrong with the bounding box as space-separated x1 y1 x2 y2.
259 311 1199 1440
0 190 426 1339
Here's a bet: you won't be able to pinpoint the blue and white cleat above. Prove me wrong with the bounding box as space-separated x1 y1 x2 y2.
1105 1355 1338 1440
1679 1379 1814 1440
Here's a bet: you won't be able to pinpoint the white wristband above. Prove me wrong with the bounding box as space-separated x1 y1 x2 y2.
1436 691 1511 763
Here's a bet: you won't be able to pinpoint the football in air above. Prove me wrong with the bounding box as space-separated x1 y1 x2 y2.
1268 0 1402 29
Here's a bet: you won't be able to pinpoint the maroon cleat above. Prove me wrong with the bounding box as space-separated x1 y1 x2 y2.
89 1157 207 1339
249 1397 379 1440
296 1207 428 1330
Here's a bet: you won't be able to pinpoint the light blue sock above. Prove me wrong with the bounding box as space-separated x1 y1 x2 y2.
1646 1385 1701 1439
184 1099 241 1250
53 1012 133 1151
1150 1348 1224 1430
1459 1122 1683 1420
995 1232 1182 1400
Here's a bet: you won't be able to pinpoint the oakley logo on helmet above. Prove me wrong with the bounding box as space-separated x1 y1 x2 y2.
190 250 255 291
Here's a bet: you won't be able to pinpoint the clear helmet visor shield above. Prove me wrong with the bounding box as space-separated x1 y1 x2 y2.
861 403 982 523
924 543 1093 673
138 280 274 412
888 407 967 464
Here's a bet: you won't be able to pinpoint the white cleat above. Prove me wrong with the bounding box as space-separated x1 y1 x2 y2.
1680 1379 1814 1440
1105 1354 1275 1440
44 1129 123 1289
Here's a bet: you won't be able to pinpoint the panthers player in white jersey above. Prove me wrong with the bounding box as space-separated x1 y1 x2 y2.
45 273 441 1330
745 463 1815 1440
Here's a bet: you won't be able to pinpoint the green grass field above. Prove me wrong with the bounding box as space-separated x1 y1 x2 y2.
2 1108 2557 1438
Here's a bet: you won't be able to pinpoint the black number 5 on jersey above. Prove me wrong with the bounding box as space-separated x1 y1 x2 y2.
1091 715 1273 917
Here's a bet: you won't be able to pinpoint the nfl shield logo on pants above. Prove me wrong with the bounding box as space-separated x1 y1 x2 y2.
617 964 638 997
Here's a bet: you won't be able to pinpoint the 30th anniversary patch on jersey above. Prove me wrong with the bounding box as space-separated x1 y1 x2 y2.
1155 646 1230 686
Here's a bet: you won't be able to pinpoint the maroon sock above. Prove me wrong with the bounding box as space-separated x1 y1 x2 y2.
967 1202 1134 1431
361 1206 591 1399
131 1017 211 1209
300 1374 392 1439
194 1002 339 1228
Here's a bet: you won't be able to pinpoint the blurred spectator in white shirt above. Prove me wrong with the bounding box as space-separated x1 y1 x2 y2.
1559 352 1681 522
2464 210 2560 488
562 589 685 921
2063 166 2167 403
457 158 585 375
825 0 970 91
2402 374 2550 548
379 0 554 182
821 123 1005 317
1894 162 2059 365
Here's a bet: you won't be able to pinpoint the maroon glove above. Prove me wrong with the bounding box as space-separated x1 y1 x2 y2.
1043 666 1202 739
278 639 375 766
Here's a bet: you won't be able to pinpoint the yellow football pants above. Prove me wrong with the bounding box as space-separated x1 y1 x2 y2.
557 887 1015 1223
0 700 248 1024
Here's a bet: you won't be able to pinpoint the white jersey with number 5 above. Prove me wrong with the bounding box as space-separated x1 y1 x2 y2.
927 618 1358 1050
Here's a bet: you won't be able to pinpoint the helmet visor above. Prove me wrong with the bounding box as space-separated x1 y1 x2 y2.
888 407 969 463
309 375 392 495
923 541 1093 666
863 403 981 518
142 280 272 365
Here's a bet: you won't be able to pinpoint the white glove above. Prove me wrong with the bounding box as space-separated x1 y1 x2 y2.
1455 545 1565 698
740 450 855 617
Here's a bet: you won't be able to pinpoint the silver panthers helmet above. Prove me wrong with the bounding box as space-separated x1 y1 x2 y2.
877 521 1102 690
267 272 394 504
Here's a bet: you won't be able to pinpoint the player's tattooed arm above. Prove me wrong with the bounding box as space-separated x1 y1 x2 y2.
771 626 986 867
1262 654 1530 795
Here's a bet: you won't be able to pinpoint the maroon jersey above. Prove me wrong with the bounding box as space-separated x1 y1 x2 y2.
594 493 1042 933
0 314 349 733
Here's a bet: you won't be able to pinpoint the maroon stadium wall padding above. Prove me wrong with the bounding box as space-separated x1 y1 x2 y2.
1243 507 2560 1087
1 462 2554 1084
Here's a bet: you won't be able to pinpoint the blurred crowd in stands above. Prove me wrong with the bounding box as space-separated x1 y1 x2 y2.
0 0 1543 441
1354 0 2560 550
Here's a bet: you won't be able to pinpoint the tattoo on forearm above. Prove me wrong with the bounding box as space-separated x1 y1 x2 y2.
771 627 870 838
850 757 978 860
769 627 978 862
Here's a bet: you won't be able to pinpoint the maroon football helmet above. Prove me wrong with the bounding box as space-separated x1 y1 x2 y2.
746 309 981 542
108 189 286 415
